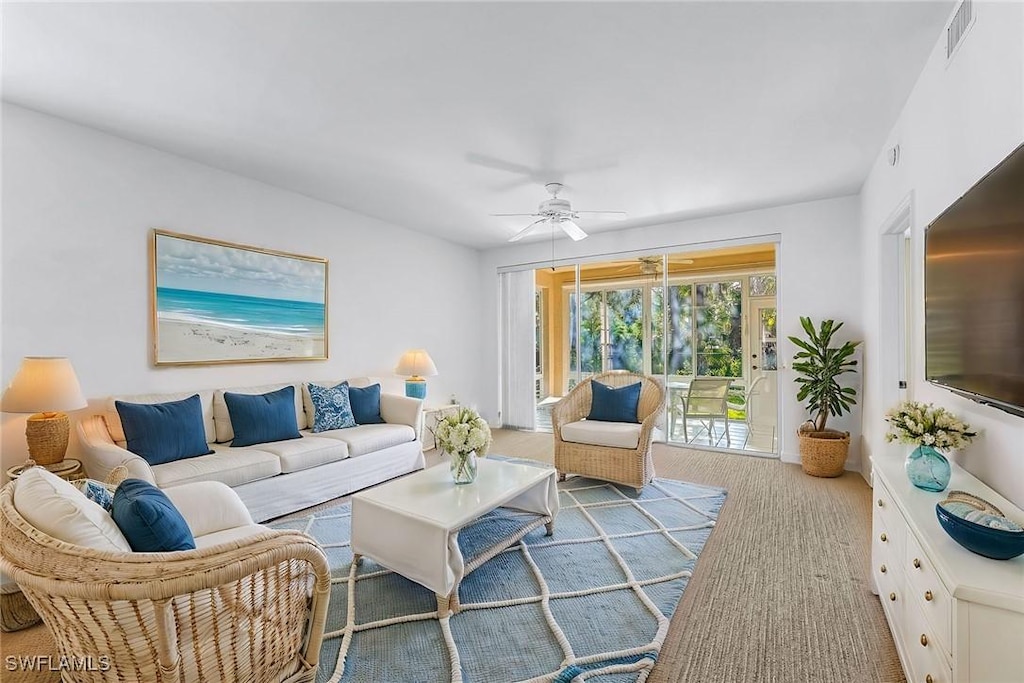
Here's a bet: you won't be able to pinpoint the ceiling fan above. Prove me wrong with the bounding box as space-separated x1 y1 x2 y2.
493 183 626 243
609 255 695 276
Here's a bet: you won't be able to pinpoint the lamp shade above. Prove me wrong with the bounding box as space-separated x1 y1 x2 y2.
1 357 88 414
395 349 438 378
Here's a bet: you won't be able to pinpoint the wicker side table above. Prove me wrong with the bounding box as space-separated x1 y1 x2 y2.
6 458 84 482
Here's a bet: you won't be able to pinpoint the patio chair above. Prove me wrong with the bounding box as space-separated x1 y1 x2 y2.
552 371 666 491
0 470 331 683
675 377 733 447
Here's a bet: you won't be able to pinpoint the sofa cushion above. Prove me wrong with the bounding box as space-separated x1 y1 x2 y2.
104 389 216 448
152 446 282 489
213 382 305 442
316 423 416 457
13 467 131 552
306 382 356 432
112 479 196 552
260 434 350 473
224 386 302 447
349 383 385 425
587 381 641 423
194 524 271 550
561 420 642 450
116 394 215 465
163 481 254 537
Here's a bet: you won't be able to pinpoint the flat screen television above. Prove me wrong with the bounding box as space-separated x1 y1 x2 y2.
925 142 1024 418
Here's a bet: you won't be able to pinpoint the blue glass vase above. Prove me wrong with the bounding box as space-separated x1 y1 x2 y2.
905 445 951 492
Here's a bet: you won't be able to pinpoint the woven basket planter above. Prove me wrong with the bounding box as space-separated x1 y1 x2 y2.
797 429 850 478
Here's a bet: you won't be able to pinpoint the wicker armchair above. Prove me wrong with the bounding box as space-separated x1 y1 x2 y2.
0 479 331 683
553 372 667 490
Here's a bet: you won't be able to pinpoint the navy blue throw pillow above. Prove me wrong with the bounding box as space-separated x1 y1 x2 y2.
224 385 302 447
111 479 196 552
587 381 642 423
349 383 385 425
115 394 214 466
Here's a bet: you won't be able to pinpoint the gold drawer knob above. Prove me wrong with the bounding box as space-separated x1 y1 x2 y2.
920 633 929 647
913 558 921 569
880 532 888 542
926 675 934 683
889 592 897 602
877 499 884 507
880 564 887 574
925 590 934 602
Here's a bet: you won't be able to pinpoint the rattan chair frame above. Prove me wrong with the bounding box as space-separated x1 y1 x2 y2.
552 372 667 491
0 480 331 683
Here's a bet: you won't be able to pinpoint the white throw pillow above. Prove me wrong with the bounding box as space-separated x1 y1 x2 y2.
13 467 131 552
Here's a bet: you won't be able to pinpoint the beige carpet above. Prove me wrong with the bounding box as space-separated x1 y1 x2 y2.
0 431 904 682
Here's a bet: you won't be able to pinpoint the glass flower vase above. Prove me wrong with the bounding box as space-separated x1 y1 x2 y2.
905 445 951 492
449 451 478 485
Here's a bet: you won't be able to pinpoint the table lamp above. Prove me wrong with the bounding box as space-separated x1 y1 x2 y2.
395 349 438 399
1 357 87 466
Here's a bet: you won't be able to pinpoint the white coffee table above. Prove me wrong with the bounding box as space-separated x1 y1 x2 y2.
351 457 559 616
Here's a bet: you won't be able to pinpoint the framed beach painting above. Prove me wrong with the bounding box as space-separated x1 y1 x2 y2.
151 230 328 365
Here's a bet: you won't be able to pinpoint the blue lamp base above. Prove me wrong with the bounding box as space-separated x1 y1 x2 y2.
405 379 427 399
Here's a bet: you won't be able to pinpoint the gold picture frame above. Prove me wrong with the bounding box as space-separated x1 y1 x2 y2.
151 229 328 366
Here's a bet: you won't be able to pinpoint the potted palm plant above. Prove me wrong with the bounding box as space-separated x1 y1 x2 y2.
789 317 861 477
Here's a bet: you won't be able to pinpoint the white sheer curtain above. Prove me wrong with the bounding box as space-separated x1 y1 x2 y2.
498 269 537 430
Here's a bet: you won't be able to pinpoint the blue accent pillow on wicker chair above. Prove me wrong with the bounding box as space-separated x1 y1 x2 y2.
587 381 641 423
115 394 214 466
111 479 196 552
224 386 302 447
307 382 357 432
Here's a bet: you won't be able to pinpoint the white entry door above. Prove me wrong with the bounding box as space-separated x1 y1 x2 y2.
746 302 779 452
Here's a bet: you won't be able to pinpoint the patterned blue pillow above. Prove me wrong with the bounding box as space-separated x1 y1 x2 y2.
307 382 356 433
78 479 114 512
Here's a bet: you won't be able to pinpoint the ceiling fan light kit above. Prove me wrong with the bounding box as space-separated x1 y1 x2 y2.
495 182 626 243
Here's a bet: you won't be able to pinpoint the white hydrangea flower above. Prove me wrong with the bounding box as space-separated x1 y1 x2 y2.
884 400 976 452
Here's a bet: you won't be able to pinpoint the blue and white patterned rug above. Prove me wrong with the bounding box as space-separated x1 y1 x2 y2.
272 472 726 683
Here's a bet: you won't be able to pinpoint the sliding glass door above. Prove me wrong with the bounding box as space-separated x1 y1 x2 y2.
524 244 778 455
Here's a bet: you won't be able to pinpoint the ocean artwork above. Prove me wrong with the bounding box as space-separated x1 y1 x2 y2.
152 230 328 364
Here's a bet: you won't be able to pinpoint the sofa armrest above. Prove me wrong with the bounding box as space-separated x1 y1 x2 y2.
380 393 423 430
77 416 156 485
163 481 254 538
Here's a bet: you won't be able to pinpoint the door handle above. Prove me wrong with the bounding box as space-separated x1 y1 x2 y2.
752 365 758 370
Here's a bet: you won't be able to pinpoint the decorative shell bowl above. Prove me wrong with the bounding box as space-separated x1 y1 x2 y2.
935 490 1024 561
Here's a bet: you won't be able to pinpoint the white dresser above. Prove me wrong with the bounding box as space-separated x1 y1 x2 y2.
871 456 1024 683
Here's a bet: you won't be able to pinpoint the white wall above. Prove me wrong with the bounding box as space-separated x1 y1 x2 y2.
479 195 864 468
1 104 483 471
860 2 1024 506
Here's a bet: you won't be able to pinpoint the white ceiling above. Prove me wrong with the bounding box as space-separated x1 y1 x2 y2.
2 1 952 249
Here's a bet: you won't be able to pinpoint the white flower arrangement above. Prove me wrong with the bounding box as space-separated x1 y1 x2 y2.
884 401 977 451
435 407 492 458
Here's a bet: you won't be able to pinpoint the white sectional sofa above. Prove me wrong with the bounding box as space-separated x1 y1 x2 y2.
77 377 424 521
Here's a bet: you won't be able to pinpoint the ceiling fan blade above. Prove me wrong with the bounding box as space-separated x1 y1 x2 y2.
575 210 628 216
466 153 537 176
560 220 588 241
491 213 541 217
508 218 548 243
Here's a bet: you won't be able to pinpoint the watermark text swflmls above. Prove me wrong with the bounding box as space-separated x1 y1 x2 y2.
5 655 111 672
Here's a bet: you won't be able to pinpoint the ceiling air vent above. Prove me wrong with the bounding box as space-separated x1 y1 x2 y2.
946 0 975 62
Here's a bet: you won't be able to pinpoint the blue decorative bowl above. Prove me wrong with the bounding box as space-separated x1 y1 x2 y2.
935 498 1024 561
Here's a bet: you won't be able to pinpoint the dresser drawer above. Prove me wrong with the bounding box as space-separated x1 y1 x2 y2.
905 532 952 656
872 481 905 559
904 600 953 683
876 562 905 628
